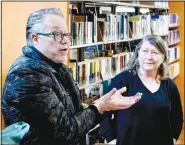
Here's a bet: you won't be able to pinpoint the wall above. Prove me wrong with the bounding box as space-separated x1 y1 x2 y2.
169 2 184 144
1 2 69 129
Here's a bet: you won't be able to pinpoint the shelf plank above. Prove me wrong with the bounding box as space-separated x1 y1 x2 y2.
69 34 168 49
168 40 180 46
169 24 180 28
78 57 109 65
86 2 169 9
70 42 103 49
171 74 180 79
78 52 129 65
169 58 180 64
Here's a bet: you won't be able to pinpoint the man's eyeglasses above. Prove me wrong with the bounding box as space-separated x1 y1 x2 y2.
36 32 71 43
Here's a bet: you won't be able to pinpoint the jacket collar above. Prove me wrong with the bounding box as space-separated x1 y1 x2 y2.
22 46 80 111
22 46 67 73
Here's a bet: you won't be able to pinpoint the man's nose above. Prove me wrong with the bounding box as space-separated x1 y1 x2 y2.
61 36 69 45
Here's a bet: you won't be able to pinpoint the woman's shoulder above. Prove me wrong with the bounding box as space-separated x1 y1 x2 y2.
117 69 135 78
108 70 136 90
163 77 178 89
113 70 136 82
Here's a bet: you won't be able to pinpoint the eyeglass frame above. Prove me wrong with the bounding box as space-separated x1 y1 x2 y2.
36 32 72 43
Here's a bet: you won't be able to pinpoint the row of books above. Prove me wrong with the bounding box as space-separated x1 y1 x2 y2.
70 42 135 61
168 30 180 45
70 52 133 87
70 13 169 46
70 44 104 61
70 13 97 45
153 1 169 8
69 3 169 46
167 47 180 63
78 61 179 105
78 60 179 104
150 14 169 35
139 1 169 8
129 14 169 38
169 13 179 27
77 57 179 103
80 62 179 104
169 62 180 79
79 84 104 105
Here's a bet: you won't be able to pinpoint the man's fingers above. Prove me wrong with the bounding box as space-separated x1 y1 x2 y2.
103 91 142 111
118 86 127 94
134 92 143 97
119 94 142 101
117 96 142 108
133 93 142 102
134 96 142 103
106 88 117 97
107 93 142 110
103 88 117 100
107 99 135 107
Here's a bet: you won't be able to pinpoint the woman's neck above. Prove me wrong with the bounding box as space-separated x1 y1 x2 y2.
138 67 157 79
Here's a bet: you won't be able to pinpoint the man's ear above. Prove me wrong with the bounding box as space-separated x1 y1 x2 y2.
31 33 38 44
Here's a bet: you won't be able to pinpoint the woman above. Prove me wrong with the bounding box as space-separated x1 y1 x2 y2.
100 35 183 145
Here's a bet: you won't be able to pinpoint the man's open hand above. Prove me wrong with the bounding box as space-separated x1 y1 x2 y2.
93 86 142 113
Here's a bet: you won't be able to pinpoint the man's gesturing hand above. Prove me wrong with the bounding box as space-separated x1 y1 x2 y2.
93 87 142 113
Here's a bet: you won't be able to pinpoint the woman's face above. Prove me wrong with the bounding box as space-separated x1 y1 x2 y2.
138 41 164 72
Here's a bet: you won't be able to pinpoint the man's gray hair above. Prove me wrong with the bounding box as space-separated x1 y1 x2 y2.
26 8 64 46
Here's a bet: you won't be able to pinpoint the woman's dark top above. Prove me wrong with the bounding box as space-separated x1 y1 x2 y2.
100 70 183 145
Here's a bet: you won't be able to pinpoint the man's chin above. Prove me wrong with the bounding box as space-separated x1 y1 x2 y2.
54 58 67 64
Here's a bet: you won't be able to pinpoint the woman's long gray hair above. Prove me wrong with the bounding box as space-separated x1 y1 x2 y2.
126 34 169 80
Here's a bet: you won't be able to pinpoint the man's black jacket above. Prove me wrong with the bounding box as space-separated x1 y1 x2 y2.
2 46 101 145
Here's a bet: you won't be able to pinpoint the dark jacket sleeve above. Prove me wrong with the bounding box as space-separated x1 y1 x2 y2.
3 67 99 142
169 79 183 140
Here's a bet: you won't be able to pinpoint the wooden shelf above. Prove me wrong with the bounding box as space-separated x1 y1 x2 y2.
86 2 169 9
169 24 180 28
171 74 180 79
159 33 169 37
69 34 168 49
168 40 180 46
78 57 109 65
78 52 129 65
169 58 180 64
103 36 145 44
70 42 103 49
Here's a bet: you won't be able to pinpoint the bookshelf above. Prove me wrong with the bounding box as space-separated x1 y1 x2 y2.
68 1 180 106
70 33 168 49
168 3 184 145
168 13 180 79
169 24 179 28
86 2 169 9
67 1 184 144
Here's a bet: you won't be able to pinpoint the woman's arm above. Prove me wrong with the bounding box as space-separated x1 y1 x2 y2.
169 80 183 141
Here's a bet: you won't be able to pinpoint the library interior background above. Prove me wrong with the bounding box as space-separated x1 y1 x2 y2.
1 1 185 145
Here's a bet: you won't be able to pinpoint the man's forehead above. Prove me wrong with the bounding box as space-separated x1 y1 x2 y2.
43 14 68 32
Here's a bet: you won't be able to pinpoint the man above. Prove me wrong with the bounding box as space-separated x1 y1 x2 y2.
2 8 142 145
